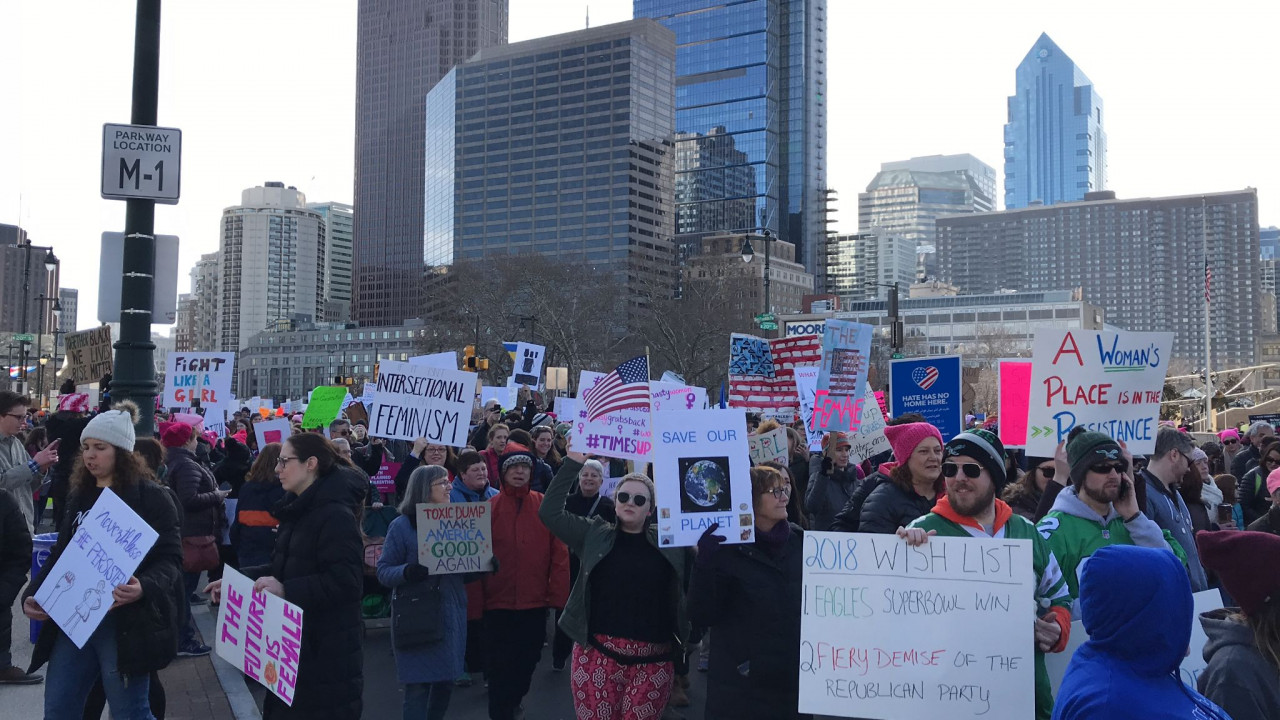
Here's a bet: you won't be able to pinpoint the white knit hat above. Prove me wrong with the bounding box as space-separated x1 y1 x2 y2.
82 401 139 452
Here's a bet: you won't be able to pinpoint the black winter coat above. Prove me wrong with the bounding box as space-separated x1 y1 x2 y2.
857 478 936 534
242 466 364 720
689 523 809 720
213 439 253 498
44 412 90 523
830 471 889 533
27 479 183 676
168 446 223 537
231 481 287 568
1238 467 1272 526
0 490 31 604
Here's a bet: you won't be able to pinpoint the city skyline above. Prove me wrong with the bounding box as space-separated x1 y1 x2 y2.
3 0 1279 330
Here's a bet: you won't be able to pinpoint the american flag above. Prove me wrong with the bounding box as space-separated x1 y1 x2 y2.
585 355 650 421
728 334 821 418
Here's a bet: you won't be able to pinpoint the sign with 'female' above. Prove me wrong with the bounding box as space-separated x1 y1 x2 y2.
215 567 304 706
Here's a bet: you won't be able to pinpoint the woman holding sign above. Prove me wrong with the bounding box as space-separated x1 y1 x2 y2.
205 434 365 720
22 401 183 720
541 449 689 719
377 464 471 720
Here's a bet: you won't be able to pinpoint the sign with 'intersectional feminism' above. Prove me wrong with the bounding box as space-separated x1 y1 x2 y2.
369 360 472 446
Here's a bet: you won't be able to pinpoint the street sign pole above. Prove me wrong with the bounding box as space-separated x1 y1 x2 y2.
113 0 162 435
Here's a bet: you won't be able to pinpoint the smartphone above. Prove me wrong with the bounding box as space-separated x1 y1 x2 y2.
1117 476 1131 500
1217 505 1232 524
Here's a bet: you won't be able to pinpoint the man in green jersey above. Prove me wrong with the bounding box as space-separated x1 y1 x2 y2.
1036 431 1173 600
899 428 1072 720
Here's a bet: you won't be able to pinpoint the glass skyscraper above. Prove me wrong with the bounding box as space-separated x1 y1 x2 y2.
635 0 828 273
1003 33 1106 209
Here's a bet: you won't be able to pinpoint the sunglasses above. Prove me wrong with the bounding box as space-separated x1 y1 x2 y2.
1036 466 1056 478
1222 439 1239 445
616 491 648 507
1089 461 1128 475
942 462 983 479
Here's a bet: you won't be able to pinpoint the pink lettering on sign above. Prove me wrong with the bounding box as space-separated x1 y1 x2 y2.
243 590 267 680
219 585 245 647
277 603 304 702
810 390 865 433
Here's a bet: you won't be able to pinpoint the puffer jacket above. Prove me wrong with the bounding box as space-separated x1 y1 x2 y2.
26 479 183 676
804 454 864 531
241 465 365 720
857 474 936 534
1246 505 1280 536
479 481 569 612
167 446 222 538
0 490 31 605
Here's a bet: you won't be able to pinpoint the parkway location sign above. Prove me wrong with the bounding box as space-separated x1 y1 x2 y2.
101 123 182 204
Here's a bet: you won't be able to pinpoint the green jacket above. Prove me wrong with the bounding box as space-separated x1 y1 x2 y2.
910 497 1073 720
539 458 691 649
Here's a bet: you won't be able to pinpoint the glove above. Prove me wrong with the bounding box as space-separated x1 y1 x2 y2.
695 523 726 568
821 457 833 476
404 564 430 583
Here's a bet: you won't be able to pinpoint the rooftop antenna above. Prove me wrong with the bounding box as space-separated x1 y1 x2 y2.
586 5 590 28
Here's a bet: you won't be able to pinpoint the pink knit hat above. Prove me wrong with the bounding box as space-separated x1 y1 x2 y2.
883 422 944 463
1268 468 1280 496
1218 428 1241 443
57 394 90 413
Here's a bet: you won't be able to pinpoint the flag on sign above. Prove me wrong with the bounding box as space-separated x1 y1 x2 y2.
585 356 650 421
727 334 821 418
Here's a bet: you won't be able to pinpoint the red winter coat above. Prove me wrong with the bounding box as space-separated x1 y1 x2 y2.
479 483 569 612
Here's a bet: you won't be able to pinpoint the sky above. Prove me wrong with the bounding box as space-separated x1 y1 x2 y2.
3 0 1278 333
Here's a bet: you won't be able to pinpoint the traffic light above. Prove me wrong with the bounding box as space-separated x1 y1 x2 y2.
464 345 481 372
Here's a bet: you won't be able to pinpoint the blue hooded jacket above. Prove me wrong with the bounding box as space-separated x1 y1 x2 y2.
1052 545 1230 720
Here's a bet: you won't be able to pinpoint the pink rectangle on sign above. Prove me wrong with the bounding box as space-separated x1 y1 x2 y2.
999 360 1033 448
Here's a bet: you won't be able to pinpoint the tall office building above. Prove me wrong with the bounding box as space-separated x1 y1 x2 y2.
0 227 60 336
936 189 1260 364
635 0 828 273
308 202 354 323
1004 33 1107 209
353 0 509 326
423 20 677 304
219 183 326 352
175 252 220 352
858 168 991 280
56 288 77 352
879 154 996 212
823 233 916 304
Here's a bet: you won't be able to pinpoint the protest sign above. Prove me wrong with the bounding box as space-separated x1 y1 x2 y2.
253 419 292 450
748 427 789 466
344 402 368 427
813 321 874 432
874 391 889 421
409 352 458 369
1026 330 1173 456
415 502 493 573
890 356 963 441
370 459 401 494
997 360 1033 449
33 488 159 648
727 333 821 421
848 382 892 464
651 409 753 548
1045 589 1223 695
511 342 546 387
567 370 652 463
799 531 1035 719
794 366 823 452
368 360 473 445
163 352 235 407
480 386 510 410
62 326 114 386
651 381 708 412
215 566 304 706
300 386 346 429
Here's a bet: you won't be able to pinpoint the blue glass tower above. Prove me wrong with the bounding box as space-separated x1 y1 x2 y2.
1003 33 1106 209
635 0 827 273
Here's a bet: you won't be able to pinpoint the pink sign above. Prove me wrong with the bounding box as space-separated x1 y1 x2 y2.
371 460 401 493
998 360 1033 448
873 391 889 421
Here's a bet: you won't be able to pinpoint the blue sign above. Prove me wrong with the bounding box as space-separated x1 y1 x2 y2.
889 355 963 442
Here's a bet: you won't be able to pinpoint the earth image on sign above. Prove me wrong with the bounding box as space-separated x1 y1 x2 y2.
912 366 940 390
679 456 732 513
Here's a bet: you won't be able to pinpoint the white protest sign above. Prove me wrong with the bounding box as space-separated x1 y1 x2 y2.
799 531 1035 719
163 352 235 408
748 427 789 466
409 352 458 370
1044 589 1223 695
254 419 292 449
849 381 892 464
480 386 507 409
1026 330 1173 456
511 342 546 387
794 366 823 452
416 502 494 573
651 409 753 548
214 566 304 707
369 360 473 445
34 488 158 648
567 370 652 463
651 381 708 412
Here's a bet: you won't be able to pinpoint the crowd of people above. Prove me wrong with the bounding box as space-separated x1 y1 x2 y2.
0 384 1277 720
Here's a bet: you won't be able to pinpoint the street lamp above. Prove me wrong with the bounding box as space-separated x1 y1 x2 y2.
739 229 773 315
36 296 61 401
38 356 49 405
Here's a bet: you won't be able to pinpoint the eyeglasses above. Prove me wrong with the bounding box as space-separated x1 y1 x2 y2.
1088 462 1128 475
276 455 299 467
431 481 451 490
616 491 648 507
1036 466 1056 479
942 462 983 479
764 485 792 501
1265 456 1280 466
4 413 25 421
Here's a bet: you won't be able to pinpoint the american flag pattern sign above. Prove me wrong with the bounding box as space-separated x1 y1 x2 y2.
913 366 940 390
728 333 821 418
584 355 650 421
